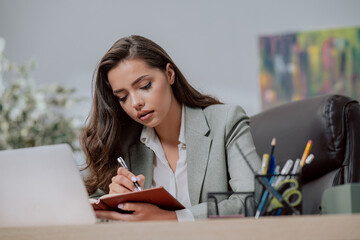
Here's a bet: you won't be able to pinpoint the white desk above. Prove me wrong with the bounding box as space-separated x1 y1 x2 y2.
1 214 359 240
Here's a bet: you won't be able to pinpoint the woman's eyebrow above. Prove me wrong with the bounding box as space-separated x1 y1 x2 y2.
113 74 150 94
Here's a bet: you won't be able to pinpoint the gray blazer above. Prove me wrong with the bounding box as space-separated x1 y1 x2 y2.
116 104 261 219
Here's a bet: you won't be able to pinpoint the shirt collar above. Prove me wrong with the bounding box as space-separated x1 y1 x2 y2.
178 104 186 145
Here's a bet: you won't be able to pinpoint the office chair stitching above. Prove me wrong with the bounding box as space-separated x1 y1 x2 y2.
326 97 336 152
343 103 358 183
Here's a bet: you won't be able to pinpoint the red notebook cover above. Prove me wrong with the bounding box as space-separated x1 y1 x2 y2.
91 186 185 212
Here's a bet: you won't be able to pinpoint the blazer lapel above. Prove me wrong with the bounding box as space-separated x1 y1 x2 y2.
128 143 154 189
185 106 212 205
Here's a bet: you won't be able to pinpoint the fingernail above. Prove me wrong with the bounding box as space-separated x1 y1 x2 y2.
118 203 124 209
131 176 137 182
136 176 141 181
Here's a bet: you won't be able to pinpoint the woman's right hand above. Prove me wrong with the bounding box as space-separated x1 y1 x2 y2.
109 167 145 194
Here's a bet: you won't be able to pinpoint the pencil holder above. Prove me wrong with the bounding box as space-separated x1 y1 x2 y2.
254 173 302 217
207 191 255 218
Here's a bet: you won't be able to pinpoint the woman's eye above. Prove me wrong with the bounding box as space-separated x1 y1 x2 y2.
118 95 128 102
140 81 151 90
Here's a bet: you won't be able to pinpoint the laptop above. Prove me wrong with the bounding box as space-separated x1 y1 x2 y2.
0 144 96 227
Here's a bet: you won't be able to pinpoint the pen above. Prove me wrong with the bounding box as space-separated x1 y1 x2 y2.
255 166 279 218
267 138 276 175
273 159 294 187
305 153 314 165
267 155 276 175
255 177 274 218
269 137 276 159
300 140 312 167
260 154 269 174
117 157 142 191
291 158 301 175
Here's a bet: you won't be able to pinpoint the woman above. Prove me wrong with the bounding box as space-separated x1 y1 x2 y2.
81 35 261 221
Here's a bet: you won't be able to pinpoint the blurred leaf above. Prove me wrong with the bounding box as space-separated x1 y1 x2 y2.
0 38 82 151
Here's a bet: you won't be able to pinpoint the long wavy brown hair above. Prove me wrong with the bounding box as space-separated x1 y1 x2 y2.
81 35 222 195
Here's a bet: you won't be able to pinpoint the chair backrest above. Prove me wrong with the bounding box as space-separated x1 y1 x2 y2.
250 94 360 214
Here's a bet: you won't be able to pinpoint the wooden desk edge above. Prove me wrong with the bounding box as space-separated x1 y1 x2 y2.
1 214 360 240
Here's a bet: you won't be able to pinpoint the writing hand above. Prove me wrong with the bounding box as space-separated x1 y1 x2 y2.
109 167 145 194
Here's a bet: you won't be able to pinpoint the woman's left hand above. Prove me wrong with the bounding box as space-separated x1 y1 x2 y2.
95 202 177 222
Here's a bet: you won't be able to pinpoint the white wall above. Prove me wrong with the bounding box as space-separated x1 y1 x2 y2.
1 0 359 118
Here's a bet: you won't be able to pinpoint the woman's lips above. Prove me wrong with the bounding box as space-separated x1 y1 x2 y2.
137 110 154 121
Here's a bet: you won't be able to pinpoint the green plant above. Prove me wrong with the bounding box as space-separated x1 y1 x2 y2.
0 37 82 151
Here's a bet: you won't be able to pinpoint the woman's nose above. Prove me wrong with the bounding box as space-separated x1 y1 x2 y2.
130 92 144 109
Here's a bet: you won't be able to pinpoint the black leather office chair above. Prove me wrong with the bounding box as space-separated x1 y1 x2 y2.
250 94 360 214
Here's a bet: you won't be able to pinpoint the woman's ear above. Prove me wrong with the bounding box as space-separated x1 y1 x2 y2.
165 63 175 85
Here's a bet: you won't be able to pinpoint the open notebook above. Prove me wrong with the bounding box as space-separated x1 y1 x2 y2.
0 144 96 227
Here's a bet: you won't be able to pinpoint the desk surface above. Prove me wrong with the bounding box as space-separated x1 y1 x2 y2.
1 214 360 240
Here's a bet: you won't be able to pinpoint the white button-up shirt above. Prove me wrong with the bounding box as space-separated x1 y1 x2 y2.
140 105 194 221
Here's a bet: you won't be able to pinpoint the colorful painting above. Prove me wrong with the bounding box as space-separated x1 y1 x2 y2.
259 26 360 110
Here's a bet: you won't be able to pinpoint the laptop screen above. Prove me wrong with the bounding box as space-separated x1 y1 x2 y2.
0 144 96 227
